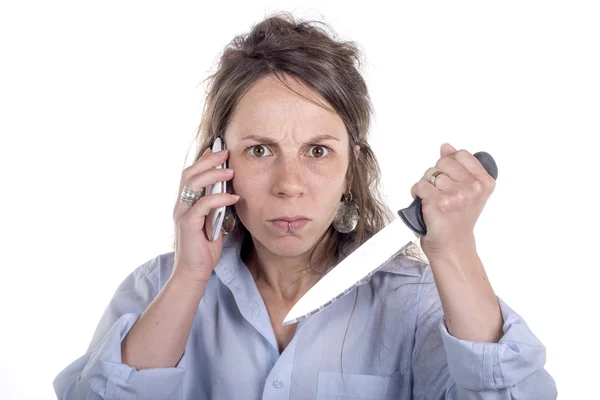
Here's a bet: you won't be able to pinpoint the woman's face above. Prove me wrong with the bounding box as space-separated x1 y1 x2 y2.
225 74 351 258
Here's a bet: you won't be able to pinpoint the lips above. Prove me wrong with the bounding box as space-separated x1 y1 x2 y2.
270 217 309 232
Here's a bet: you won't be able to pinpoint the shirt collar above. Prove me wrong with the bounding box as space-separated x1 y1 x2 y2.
376 255 427 277
213 232 245 285
214 231 425 284
327 240 426 277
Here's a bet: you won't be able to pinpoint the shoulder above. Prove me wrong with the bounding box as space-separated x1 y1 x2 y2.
367 254 438 307
378 254 430 277
372 253 432 284
132 248 239 293
130 235 244 294
125 251 177 293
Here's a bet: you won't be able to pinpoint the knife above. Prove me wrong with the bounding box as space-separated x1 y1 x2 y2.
282 151 498 326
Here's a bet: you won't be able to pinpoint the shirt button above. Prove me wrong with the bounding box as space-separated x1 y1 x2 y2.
251 302 260 317
272 379 284 389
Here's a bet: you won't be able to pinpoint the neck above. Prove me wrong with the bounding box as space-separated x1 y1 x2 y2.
244 233 333 304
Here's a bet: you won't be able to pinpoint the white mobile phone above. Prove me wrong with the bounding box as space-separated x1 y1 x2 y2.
204 136 227 241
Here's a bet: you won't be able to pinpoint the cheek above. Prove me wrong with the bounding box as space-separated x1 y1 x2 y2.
230 163 271 222
229 156 263 195
308 164 348 207
231 169 264 198
314 160 347 185
312 169 345 191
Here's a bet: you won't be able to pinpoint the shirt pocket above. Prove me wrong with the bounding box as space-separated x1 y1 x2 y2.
316 370 401 400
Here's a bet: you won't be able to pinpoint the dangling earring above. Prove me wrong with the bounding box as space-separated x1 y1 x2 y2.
332 192 359 233
221 207 237 236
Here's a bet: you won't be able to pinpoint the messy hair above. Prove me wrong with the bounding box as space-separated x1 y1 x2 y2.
171 11 433 378
172 12 427 270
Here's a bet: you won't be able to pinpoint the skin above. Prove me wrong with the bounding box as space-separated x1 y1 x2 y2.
224 73 502 348
411 143 504 343
121 75 503 367
222 74 359 351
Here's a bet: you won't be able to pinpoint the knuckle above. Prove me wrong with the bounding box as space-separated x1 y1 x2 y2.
184 175 205 193
196 195 209 207
181 168 192 181
177 214 192 228
435 157 451 169
454 150 470 164
437 196 451 212
471 180 484 194
456 191 468 207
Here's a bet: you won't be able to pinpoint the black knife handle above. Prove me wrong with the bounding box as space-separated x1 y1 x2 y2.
397 151 498 236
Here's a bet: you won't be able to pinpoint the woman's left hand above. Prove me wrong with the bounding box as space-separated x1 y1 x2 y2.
410 143 496 258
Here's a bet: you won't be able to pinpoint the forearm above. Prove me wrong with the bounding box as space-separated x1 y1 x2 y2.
427 240 504 343
121 273 207 370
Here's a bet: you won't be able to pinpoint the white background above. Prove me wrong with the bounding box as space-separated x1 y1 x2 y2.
1 1 598 399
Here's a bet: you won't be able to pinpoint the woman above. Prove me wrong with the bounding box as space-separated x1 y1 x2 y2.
54 13 557 399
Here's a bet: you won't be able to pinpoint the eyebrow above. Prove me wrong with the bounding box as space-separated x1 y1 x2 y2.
239 134 341 143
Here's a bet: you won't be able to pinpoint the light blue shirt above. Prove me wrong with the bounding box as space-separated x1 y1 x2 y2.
54 233 557 399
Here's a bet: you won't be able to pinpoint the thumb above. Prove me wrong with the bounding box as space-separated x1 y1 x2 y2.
440 142 457 157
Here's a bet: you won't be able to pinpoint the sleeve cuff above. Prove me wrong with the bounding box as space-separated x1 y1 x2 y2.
438 296 547 391
81 313 188 400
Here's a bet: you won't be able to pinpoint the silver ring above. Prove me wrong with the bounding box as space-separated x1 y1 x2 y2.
179 184 203 206
429 171 448 188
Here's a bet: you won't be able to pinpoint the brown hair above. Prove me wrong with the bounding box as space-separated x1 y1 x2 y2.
173 11 427 269
172 11 432 376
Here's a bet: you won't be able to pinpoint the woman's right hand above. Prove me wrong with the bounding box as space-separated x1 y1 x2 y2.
171 147 239 284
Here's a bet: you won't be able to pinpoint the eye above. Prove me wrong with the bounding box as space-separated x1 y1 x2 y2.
307 145 329 158
248 144 272 157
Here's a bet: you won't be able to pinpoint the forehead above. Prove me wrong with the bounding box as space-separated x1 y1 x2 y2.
226 74 347 141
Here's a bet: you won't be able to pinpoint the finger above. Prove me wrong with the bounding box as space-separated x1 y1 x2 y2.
186 168 235 197
174 150 231 218
419 167 458 193
175 168 235 219
434 156 474 183
178 193 240 225
183 149 229 180
410 179 440 201
178 149 229 195
440 142 458 157
454 149 495 187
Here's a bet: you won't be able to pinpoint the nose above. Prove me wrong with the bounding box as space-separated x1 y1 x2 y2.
271 155 306 198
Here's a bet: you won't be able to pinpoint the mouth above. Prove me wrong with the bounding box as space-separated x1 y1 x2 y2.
269 216 310 232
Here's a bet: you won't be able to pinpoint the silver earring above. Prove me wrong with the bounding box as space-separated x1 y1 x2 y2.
332 192 359 233
221 207 237 236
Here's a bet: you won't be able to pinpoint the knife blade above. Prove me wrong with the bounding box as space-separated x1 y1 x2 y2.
282 151 498 326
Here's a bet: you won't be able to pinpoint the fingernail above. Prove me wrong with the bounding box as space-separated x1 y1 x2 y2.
231 194 239 200
202 148 210 155
224 168 234 174
218 149 229 154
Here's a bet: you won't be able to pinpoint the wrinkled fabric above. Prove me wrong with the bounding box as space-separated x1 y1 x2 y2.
54 233 557 399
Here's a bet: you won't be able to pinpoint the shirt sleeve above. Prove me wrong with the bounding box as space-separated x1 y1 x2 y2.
411 268 558 399
53 255 189 400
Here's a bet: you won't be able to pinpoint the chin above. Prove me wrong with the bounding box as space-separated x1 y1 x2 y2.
252 223 325 258
273 238 316 258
